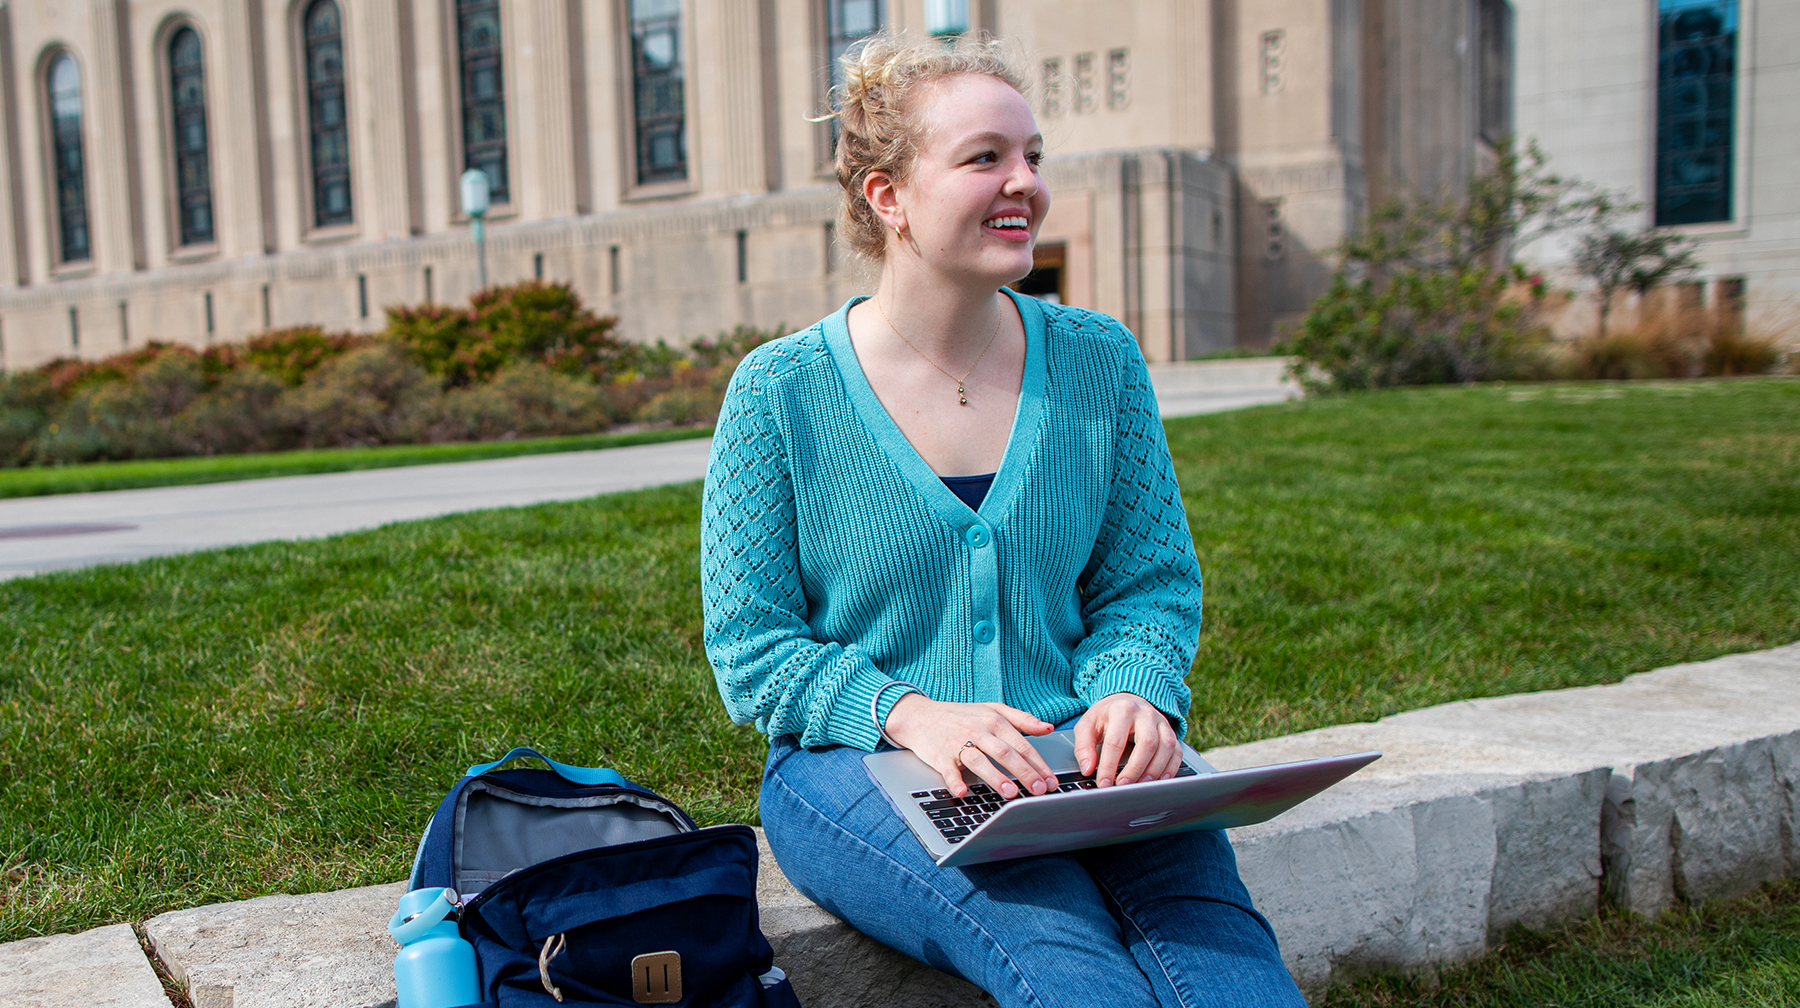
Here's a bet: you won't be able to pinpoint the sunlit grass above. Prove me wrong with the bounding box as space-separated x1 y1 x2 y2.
1 378 1794 950
1327 880 1800 1007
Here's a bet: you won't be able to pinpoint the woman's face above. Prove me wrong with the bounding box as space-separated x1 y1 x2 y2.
889 73 1049 286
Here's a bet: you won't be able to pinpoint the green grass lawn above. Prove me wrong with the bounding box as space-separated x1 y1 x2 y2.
1 379 1796 988
1327 880 1800 1008
0 424 711 499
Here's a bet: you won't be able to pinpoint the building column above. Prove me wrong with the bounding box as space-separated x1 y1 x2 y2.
350 0 418 239
1173 0 1219 156
217 0 277 258
87 0 144 273
0 1 25 288
695 0 774 196
509 0 581 219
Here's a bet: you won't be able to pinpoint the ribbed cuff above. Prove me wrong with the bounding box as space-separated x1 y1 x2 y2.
818 656 910 751
1079 661 1190 738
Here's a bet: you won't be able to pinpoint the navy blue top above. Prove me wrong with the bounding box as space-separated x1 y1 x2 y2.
940 472 997 512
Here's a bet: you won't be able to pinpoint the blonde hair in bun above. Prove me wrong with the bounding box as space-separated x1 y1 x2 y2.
823 32 1027 260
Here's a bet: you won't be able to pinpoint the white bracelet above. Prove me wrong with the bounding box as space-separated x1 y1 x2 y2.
870 680 918 748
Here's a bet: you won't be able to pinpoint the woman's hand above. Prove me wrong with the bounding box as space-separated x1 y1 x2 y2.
1074 692 1183 787
883 694 1060 799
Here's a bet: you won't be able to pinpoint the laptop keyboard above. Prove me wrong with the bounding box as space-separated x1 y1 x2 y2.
910 764 1198 844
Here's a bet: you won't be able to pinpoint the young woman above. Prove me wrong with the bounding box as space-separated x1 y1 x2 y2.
700 35 1306 1008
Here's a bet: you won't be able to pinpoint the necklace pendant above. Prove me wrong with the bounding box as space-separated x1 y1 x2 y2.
958 383 968 406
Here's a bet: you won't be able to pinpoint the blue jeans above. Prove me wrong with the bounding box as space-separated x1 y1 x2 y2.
759 730 1307 1008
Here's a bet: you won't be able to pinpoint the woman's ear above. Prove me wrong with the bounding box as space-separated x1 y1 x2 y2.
864 170 907 236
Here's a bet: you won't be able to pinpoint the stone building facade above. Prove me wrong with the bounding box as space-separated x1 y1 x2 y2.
1512 0 1798 332
0 0 1506 370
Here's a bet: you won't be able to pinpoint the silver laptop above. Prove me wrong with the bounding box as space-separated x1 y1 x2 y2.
864 729 1380 867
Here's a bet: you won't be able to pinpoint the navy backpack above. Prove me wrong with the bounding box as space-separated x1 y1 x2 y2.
408 747 801 1008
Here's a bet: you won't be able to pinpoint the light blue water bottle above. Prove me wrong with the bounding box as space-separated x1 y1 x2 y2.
389 887 480 1008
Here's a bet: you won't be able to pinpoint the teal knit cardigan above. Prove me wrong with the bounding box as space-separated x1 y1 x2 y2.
700 290 1203 752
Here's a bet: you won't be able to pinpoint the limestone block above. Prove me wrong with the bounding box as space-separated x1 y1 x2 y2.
143 882 406 1008
755 828 996 1008
1228 767 1606 997
1603 731 1800 916
0 923 170 1008
1485 769 1610 935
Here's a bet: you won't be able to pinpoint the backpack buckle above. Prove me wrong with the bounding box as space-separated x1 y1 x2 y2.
630 950 683 1005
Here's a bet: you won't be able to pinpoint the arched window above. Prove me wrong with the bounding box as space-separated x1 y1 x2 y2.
304 0 352 227
47 53 89 263
630 0 685 185
169 27 215 245
457 0 508 203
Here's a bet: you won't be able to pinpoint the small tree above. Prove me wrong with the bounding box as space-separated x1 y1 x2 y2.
1340 137 1623 276
1280 137 1606 391
1569 228 1700 335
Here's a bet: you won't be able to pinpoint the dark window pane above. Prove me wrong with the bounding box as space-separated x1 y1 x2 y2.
631 3 685 184
457 0 508 203
1656 0 1735 225
305 0 353 226
824 1 883 149
169 27 215 245
48 53 89 261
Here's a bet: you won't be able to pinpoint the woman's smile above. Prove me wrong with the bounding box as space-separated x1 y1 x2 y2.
983 212 1033 241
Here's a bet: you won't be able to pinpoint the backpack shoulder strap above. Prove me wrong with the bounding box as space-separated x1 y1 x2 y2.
464 747 628 788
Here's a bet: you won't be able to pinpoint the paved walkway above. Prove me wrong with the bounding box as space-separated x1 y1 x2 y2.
0 362 1297 580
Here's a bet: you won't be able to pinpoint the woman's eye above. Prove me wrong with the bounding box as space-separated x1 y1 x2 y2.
1026 152 1043 167
972 152 997 164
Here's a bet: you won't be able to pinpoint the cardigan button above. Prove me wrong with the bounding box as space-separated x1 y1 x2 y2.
965 526 990 548
972 620 995 644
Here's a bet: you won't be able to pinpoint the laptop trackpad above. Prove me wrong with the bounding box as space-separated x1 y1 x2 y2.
1022 732 1218 776
1026 732 1082 773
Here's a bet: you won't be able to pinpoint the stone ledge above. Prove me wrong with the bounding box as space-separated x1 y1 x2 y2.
143 883 407 1008
7 643 1795 1008
0 923 170 1008
1210 641 1800 994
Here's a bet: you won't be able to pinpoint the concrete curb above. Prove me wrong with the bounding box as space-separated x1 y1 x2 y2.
0 924 169 1008
1213 642 1800 993
3 642 1795 1007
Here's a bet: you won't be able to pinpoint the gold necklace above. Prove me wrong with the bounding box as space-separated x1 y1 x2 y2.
872 296 1003 406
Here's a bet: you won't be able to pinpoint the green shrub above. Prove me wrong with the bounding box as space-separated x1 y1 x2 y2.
36 342 194 399
685 323 786 370
0 285 770 467
486 364 608 434
1281 266 1551 392
387 281 627 386
213 327 372 387
0 371 55 466
32 349 206 463
278 342 439 447
634 386 715 427
173 368 296 455
425 364 607 442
